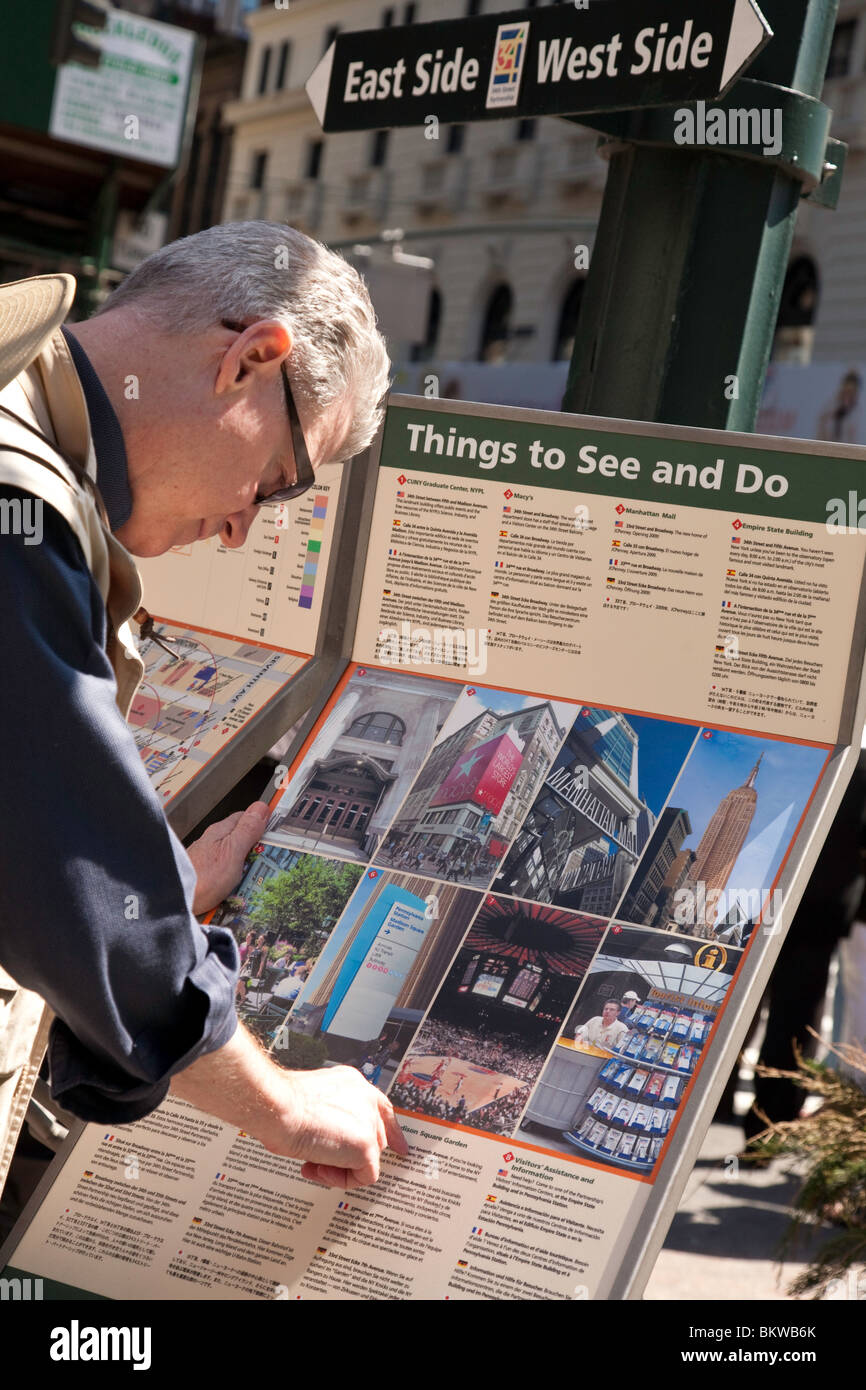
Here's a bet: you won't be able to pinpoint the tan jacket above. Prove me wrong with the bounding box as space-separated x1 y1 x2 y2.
0 313 145 1194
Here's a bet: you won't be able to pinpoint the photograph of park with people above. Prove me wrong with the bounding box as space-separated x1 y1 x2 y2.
212 846 365 1063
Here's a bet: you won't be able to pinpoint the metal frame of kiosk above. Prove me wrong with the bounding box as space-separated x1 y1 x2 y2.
163 443 379 841
372 398 866 1301
4 395 866 1304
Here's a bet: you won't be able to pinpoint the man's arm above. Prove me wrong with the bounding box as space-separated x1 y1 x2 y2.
171 1024 408 1188
0 489 406 1182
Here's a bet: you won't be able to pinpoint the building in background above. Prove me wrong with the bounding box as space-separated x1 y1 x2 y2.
0 1 247 310
220 0 866 378
3 1 865 371
221 0 604 370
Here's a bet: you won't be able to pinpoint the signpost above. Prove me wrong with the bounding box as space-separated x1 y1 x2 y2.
307 0 771 133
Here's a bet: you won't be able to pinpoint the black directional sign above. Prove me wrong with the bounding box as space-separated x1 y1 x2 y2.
307 0 771 134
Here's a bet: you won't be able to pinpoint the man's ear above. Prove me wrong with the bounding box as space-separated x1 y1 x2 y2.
215 321 293 395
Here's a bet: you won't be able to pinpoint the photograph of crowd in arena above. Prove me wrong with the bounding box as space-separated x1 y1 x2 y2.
389 895 605 1136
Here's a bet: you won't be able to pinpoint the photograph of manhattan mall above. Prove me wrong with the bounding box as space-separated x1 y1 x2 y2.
4 0 866 1318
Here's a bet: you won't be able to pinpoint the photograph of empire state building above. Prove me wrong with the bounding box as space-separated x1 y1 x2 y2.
617 731 829 944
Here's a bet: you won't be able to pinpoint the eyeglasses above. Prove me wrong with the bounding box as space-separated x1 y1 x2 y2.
220 319 316 507
255 364 316 505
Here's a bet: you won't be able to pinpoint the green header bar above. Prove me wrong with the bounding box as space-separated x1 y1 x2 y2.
381 402 866 527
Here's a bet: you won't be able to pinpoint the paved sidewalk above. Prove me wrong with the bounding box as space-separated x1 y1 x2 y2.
644 1121 829 1301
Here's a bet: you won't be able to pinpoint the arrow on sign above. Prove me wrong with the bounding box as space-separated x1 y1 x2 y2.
722 0 771 92
306 1 772 133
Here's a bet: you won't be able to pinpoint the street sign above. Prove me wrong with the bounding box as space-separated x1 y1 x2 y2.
49 8 197 167
307 0 771 134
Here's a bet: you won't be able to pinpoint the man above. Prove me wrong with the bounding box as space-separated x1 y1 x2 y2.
574 1001 630 1052
619 990 642 1025
0 221 406 1202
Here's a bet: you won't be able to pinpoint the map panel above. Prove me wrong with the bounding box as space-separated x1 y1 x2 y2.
130 622 307 804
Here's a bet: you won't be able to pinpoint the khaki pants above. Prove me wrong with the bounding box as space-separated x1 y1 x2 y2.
0 969 51 1198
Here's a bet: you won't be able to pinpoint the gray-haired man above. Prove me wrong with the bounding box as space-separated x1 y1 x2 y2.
0 222 404 1202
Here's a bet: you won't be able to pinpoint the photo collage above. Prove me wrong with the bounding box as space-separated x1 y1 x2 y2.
210 661 832 1178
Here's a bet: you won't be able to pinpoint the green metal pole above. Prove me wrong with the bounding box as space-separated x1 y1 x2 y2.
79 159 119 317
562 0 841 432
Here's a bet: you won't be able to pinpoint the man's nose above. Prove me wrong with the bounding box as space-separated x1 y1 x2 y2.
220 506 258 549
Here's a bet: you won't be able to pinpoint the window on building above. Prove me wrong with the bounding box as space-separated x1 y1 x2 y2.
323 24 340 55
773 255 819 363
250 150 268 190
478 282 513 362
578 708 634 783
382 5 395 23
199 119 225 229
275 40 291 90
370 128 390 167
403 2 417 21
553 278 586 361
256 45 271 95
516 118 536 142
826 19 857 78
446 123 465 154
347 711 405 745
177 130 201 236
466 0 482 15
410 287 442 363
306 139 324 180
778 256 819 328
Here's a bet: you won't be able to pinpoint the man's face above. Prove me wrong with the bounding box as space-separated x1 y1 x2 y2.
114 320 351 558
602 1002 620 1026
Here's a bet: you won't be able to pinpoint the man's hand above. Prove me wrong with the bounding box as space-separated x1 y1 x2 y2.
280 1064 410 1189
171 1025 410 1188
187 801 271 915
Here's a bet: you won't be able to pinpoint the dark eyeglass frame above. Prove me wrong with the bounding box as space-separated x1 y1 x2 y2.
221 319 316 507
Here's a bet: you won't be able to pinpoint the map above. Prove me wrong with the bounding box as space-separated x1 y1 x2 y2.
129 622 307 803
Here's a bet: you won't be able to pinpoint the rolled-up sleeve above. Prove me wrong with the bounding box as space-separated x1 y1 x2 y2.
0 487 239 1123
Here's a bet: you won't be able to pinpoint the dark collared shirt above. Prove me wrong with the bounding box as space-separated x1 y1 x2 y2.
0 335 239 1123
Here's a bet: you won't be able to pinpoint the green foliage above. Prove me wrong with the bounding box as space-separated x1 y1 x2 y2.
273 1028 328 1070
248 857 364 956
751 1038 866 1297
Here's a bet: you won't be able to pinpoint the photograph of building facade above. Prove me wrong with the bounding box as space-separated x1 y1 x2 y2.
264 667 460 860
682 756 764 939
616 807 694 929
376 689 568 887
494 707 673 917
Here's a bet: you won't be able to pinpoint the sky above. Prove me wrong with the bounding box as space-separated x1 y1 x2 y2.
664 729 828 900
436 684 576 748
615 712 699 815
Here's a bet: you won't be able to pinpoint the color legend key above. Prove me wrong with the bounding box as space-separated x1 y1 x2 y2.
299 493 329 609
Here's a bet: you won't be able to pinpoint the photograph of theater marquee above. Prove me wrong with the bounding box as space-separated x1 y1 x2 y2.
494 707 698 916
